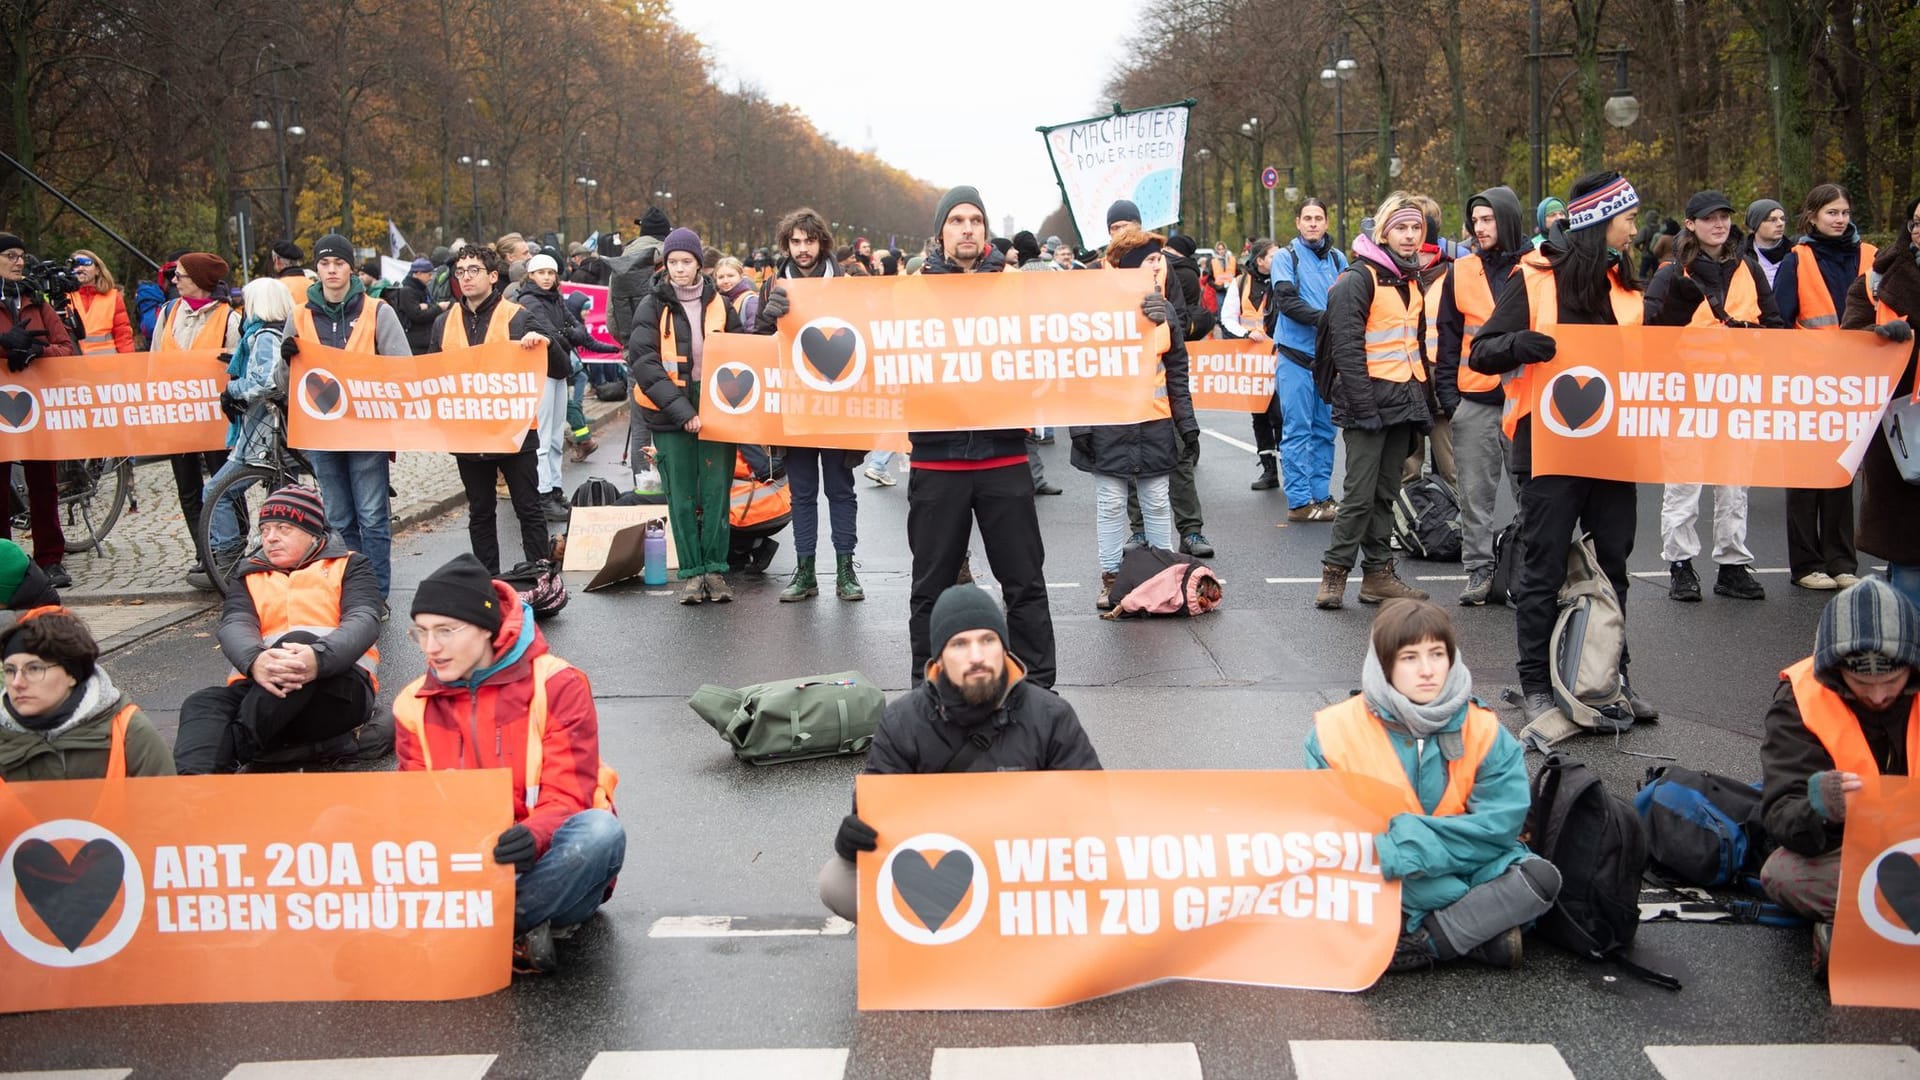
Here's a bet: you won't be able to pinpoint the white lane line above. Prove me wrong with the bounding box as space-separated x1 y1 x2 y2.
930 1043 1201 1080
581 1048 849 1080
1266 576 1324 584
1645 1044 1920 1080
1291 1041 1574 1080
647 915 853 938
1414 574 1470 581
0 1071 134 1080
1047 582 1081 589
222 1057 495 1080
1200 427 1260 454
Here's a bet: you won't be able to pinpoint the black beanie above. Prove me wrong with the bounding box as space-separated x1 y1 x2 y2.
0 234 23 256
637 207 672 240
933 186 986 239
1167 234 1197 259
1012 230 1042 264
313 233 354 266
1106 200 1141 229
929 585 1009 657
411 553 504 635
258 485 329 538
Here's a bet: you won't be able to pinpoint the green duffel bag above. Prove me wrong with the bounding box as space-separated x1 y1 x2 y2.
688 670 883 765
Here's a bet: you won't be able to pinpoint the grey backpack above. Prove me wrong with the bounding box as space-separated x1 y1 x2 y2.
1524 534 1634 750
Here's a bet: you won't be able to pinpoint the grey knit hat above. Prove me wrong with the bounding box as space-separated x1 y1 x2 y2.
1814 578 1920 676
1745 199 1784 234
933 186 986 239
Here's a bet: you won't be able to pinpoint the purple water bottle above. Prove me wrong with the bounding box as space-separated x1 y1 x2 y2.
642 520 668 586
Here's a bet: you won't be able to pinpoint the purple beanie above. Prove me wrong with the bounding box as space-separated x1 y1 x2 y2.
662 228 702 263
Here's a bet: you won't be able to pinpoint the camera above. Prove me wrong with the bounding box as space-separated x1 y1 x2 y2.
22 257 79 308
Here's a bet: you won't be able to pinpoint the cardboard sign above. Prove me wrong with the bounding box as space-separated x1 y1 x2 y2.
561 504 675 575
560 284 621 352
0 770 513 1012
1039 102 1191 247
0 349 229 458
1188 339 1277 411
1831 776 1920 1010
287 341 545 454
699 334 909 453
1529 325 1908 487
855 769 1404 1010
769 271 1168 437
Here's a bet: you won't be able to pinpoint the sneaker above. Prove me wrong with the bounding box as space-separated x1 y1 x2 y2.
1794 571 1838 590
44 563 72 589
1622 677 1660 722
704 573 733 603
1388 929 1437 973
1812 921 1833 977
1668 559 1702 602
1832 573 1861 588
863 466 896 487
1035 481 1063 495
678 577 705 605
1463 926 1524 969
1315 498 1339 515
1714 563 1766 600
1126 531 1147 548
185 561 214 591
542 492 572 523
1458 568 1493 606
568 437 598 462
1287 502 1338 523
1181 533 1215 558
512 922 559 975
1522 691 1560 726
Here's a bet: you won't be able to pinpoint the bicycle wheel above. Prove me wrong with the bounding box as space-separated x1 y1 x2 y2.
59 458 132 553
197 465 281 598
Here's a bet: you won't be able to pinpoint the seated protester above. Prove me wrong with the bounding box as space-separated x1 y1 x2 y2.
1306 599 1562 972
818 585 1101 922
1760 578 1917 970
0 539 60 611
726 446 790 576
174 486 385 774
394 554 624 975
0 607 173 781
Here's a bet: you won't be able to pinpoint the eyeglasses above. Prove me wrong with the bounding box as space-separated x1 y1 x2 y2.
1906 220 1920 233
0 252 25 263
408 624 480 647
3 662 58 683
452 266 489 278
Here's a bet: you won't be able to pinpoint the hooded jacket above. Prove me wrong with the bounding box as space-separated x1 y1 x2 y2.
906 245 1032 464
1162 249 1214 341
863 656 1101 775
395 584 608 856
1842 234 1920 564
1435 186 1527 412
1643 227 1784 328
387 275 439 354
1320 234 1434 431
1773 224 1870 330
216 533 382 683
604 235 666 344
628 270 743 433
0 669 174 782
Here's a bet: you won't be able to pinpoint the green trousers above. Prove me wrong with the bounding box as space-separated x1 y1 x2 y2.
653 421 735 578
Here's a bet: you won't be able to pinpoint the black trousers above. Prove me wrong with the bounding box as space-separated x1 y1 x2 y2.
455 450 549 574
907 464 1055 688
174 667 373 774
1250 393 1283 455
172 449 234 552
1513 474 1636 695
1785 484 1857 579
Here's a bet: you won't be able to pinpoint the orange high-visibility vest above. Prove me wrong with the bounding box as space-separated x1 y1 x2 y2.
638 294 729 411
1501 257 1643 439
1313 695 1501 817
1359 263 1426 384
1422 273 1445 370
1861 272 1904 329
1450 256 1505 395
442 297 521 350
1684 258 1762 327
730 453 791 528
152 299 234 352
231 557 380 689
393 654 619 812
292 296 387 352
97 703 135 780
1793 243 1876 330
73 289 128 354
1781 657 1918 780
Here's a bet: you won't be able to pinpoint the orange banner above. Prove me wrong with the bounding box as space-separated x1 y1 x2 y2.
1188 339 1276 411
699 334 908 452
770 270 1168 436
287 340 545 454
1831 776 1920 1010
1529 325 1908 487
0 349 228 459
0 770 513 1012
855 769 1404 1010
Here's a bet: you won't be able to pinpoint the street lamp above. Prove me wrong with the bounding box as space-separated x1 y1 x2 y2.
1195 147 1212 241
575 176 598 240
249 43 305 240
1529 0 1638 208
1604 51 1641 128
1321 37 1358 250
458 154 491 238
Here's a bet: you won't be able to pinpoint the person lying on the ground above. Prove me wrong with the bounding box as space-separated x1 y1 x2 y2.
0 606 173 781
817 584 1100 922
1305 598 1561 973
394 553 624 976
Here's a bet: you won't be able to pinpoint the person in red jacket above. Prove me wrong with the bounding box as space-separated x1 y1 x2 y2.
0 234 75 588
394 553 623 975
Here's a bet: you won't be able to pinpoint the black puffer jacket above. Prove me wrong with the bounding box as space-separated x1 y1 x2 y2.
1643 231 1784 328
1067 318 1196 477
863 658 1102 775
627 271 743 433
1322 235 1433 432
907 245 1031 464
515 280 618 377
387 277 439 354
1842 235 1920 564
1164 251 1214 341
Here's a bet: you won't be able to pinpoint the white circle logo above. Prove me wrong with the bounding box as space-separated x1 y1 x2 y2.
875 832 989 946
791 317 866 393
1537 365 1614 439
1856 839 1920 946
295 368 349 421
0 385 41 434
708 362 761 415
0 819 144 967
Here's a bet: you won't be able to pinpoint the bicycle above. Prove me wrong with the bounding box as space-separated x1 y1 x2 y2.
195 399 312 598
8 457 135 552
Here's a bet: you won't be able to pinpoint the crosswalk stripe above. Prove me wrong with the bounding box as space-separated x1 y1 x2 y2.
581 1048 848 1080
221 1056 496 1080
1290 1040 1575 1079
929 1043 1201 1080
0 1071 133 1080
1644 1044 1920 1079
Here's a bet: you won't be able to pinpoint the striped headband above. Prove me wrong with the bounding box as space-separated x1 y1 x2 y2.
1567 176 1640 232
1382 206 1426 232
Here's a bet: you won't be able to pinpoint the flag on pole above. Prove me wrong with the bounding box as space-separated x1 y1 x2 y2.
584 230 601 253
388 220 409 259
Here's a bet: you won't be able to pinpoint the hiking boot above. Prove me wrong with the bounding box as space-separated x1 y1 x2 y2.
1459 568 1493 607
1668 559 1702 602
1832 572 1861 588
678 577 705 604
1096 571 1118 611
747 537 780 576
569 437 598 462
704 573 733 603
835 554 864 601
1287 501 1338 523
1812 921 1833 977
1359 562 1429 604
1315 563 1349 610
542 491 571 523
1714 563 1766 600
1464 926 1524 969
780 557 818 602
1388 930 1437 973
1794 571 1838 590
512 922 559 975
956 553 974 584
1251 455 1279 490
1523 691 1560 726
1181 532 1215 558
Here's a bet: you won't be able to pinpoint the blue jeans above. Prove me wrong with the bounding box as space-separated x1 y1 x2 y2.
1276 360 1336 508
515 809 626 935
867 451 896 471
307 450 392 595
1098 474 1170 572
1887 564 1920 614
785 447 858 558
201 453 266 554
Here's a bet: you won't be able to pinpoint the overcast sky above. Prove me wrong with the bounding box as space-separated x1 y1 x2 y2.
671 0 1154 240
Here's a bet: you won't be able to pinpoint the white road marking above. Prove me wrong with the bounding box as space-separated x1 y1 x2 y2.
1644 1044 1920 1080
1046 582 1081 589
1414 574 1470 581
1200 427 1259 454
222 1057 495 1080
647 915 853 938
0 1072 134 1080
1291 1040 1575 1079
1266 576 1325 584
581 1048 849 1080
930 1043 1202 1080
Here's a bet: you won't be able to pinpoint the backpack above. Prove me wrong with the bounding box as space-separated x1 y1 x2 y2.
1391 475 1463 561
1525 753 1681 989
1311 282 1342 404
1523 534 1634 749
1487 517 1522 606
593 379 629 403
687 670 884 765
571 477 624 507
1101 545 1223 619
1634 766 1771 887
499 559 569 620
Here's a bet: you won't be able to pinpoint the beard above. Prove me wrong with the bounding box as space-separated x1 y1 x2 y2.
956 668 1005 706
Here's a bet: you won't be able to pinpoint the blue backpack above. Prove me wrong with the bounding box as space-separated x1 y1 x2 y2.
1633 766 1771 888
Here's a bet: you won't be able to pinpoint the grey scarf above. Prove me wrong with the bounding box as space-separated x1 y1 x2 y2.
1361 644 1474 746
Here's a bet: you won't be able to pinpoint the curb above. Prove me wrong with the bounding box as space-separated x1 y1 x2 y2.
91 603 213 657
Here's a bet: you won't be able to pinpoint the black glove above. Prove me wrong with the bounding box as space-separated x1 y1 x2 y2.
280 336 300 360
2 327 46 372
760 284 791 323
1666 276 1706 319
219 389 246 423
1350 413 1384 432
1512 329 1558 365
216 350 234 367
834 813 877 862
1140 290 1169 326
1874 319 1914 343
492 823 538 873
1723 319 1761 329
1071 433 1093 459
1182 427 1202 450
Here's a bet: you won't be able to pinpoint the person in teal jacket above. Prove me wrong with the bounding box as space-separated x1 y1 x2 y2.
1305 599 1561 973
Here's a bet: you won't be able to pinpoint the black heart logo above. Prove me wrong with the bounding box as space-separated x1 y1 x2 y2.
0 391 32 429
14 838 126 952
892 848 975 933
303 371 341 414
799 326 858 384
715 367 756 408
1875 851 1920 933
1551 374 1607 431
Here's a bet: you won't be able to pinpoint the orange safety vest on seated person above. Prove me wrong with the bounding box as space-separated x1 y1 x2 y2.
391 654 619 812
730 453 791 529
441 297 521 350
1793 243 1876 330
152 299 232 352
1781 657 1919 780
291 296 387 352
1501 256 1643 439
229 557 380 690
73 290 125 354
1449 255 1505 394
637 294 729 411
1360 263 1426 384
1684 257 1762 327
1313 695 1501 817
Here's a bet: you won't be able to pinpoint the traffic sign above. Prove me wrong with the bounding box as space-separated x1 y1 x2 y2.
1261 167 1279 190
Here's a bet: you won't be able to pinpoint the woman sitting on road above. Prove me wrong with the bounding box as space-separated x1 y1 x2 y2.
0 607 174 781
1305 599 1559 973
